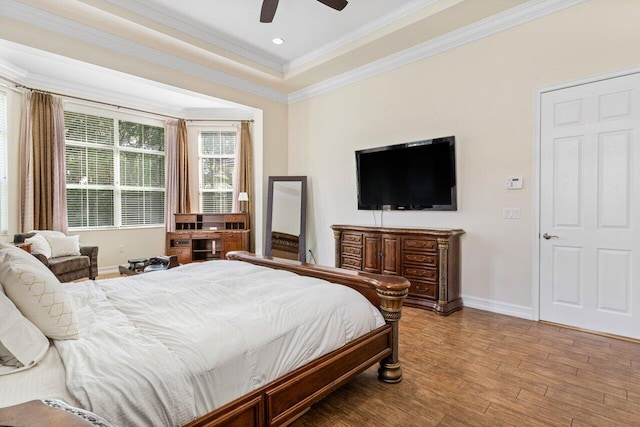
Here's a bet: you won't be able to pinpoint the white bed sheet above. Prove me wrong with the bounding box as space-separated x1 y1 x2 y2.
1 260 385 426
0 345 77 408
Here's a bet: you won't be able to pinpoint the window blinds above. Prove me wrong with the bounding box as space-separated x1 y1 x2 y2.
64 111 165 228
199 130 236 213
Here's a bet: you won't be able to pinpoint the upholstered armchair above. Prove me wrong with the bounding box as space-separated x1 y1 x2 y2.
13 232 99 282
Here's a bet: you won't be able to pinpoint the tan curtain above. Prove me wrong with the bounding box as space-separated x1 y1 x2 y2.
177 119 192 214
164 119 178 232
19 91 67 232
18 92 34 232
51 97 68 233
31 92 54 230
234 121 254 251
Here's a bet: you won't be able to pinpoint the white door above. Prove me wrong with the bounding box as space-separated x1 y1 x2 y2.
540 73 640 338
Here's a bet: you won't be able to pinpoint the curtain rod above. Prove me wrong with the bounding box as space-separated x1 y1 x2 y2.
5 77 253 123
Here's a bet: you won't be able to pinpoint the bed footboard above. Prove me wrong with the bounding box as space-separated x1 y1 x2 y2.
185 252 409 427
226 251 409 383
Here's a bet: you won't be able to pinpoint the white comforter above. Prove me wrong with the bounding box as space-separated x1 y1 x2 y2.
55 260 385 426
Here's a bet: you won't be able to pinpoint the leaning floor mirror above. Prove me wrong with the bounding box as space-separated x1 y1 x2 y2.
265 176 307 262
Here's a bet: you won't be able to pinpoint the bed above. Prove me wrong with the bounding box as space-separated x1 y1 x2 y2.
0 249 409 427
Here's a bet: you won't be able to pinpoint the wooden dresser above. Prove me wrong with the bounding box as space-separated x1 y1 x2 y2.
332 225 464 315
166 213 249 264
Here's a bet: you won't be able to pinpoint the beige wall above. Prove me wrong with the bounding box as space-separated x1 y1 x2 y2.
288 0 640 313
1 21 288 272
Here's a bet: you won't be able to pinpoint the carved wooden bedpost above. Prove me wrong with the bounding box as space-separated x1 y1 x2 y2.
333 229 342 268
376 285 408 383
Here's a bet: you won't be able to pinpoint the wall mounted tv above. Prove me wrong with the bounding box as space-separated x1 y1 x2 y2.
356 136 457 211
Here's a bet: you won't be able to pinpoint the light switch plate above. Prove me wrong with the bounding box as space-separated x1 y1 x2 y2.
506 177 523 189
503 208 521 219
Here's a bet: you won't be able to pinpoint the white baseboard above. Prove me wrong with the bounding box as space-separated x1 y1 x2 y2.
461 294 534 320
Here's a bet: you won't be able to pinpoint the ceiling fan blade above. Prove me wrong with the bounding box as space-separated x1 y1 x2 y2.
316 0 348 11
260 0 279 23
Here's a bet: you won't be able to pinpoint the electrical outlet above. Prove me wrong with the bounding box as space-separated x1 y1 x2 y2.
118 245 124 253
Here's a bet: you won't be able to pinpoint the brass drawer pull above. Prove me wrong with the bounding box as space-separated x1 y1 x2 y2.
415 285 430 293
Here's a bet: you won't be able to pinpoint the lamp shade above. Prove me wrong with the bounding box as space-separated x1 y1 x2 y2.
238 192 249 202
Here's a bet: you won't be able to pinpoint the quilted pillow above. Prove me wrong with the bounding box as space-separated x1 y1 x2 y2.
25 233 52 259
46 235 81 258
0 291 50 375
0 249 79 340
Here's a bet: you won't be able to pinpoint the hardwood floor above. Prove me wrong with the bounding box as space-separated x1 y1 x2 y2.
292 307 640 427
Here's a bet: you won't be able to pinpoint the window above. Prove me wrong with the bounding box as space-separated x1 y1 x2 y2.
0 91 7 235
64 109 165 229
199 127 237 213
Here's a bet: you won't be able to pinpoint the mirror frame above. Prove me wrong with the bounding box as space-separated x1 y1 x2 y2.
265 176 307 262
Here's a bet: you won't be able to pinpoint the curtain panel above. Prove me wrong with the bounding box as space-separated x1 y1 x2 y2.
164 119 178 232
164 119 192 232
234 121 254 252
18 92 34 232
177 119 191 214
19 91 68 233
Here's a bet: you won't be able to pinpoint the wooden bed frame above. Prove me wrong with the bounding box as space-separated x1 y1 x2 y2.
185 251 410 427
0 252 409 427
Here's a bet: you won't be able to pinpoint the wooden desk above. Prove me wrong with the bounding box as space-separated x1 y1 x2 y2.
166 213 250 263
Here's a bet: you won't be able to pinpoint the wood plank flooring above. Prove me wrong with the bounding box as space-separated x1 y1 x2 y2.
292 307 640 427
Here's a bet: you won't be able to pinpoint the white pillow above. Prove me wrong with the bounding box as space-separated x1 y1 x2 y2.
25 233 52 259
46 235 81 258
0 251 79 340
29 230 65 239
0 291 50 375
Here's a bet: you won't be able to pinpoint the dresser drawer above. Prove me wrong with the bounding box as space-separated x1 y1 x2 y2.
341 245 362 257
223 233 242 243
403 238 437 252
403 252 437 266
224 214 246 224
193 233 222 239
167 248 191 264
403 266 437 282
168 232 191 240
175 214 197 223
409 280 437 299
342 232 362 245
341 256 362 270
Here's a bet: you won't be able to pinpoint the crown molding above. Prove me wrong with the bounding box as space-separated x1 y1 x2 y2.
288 0 588 104
102 0 285 72
284 0 444 73
1 0 289 104
1 0 588 106
0 59 29 81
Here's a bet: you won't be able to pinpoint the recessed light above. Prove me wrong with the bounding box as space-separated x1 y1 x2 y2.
272 38 285 45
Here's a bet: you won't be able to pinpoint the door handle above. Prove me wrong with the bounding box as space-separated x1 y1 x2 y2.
542 233 559 240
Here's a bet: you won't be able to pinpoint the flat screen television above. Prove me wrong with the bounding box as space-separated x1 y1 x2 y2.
356 136 457 211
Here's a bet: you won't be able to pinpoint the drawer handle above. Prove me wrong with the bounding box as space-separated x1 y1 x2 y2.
409 255 427 262
407 269 434 277
415 285 430 293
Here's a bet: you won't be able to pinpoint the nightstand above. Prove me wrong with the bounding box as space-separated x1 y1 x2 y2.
14 242 32 253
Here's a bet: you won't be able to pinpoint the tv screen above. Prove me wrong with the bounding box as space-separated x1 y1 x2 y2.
356 136 457 211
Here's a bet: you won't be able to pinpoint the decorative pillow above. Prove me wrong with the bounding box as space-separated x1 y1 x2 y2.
0 251 79 340
46 235 81 258
25 233 52 259
0 291 50 375
29 230 66 239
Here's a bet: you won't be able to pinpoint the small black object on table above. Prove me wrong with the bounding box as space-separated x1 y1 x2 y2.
118 258 149 276
118 256 178 276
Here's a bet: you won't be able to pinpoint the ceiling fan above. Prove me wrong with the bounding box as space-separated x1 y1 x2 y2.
260 0 348 23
